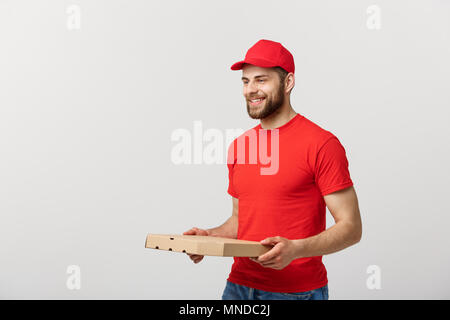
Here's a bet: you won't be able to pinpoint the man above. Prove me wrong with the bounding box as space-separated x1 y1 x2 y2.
184 39 362 300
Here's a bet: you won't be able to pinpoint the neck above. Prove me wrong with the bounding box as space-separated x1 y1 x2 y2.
260 101 297 130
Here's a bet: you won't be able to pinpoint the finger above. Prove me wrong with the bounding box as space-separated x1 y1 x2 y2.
250 257 273 267
262 264 277 269
257 246 281 262
255 260 276 268
261 261 278 268
194 256 204 263
183 228 198 235
260 236 282 246
260 259 279 268
255 261 279 270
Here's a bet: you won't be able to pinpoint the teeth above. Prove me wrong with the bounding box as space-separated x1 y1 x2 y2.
251 98 263 102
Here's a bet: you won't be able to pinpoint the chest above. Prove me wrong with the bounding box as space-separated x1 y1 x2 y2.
232 143 314 198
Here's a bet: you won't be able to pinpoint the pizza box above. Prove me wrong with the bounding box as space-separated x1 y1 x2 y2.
145 234 272 257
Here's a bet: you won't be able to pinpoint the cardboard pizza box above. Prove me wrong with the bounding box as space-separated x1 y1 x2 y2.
145 234 272 257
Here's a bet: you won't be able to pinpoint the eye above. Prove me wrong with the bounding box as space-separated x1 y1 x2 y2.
258 79 265 83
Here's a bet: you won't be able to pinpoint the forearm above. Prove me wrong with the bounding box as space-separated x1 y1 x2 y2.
207 215 238 239
293 221 362 259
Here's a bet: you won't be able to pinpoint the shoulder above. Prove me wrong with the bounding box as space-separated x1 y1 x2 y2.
296 115 337 149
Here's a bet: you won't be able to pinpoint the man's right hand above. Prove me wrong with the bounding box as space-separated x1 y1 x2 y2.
183 227 210 264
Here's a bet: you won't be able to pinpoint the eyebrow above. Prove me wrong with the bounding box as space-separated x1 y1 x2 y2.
241 74 270 81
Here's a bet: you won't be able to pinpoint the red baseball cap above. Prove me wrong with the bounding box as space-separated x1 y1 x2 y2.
230 39 295 74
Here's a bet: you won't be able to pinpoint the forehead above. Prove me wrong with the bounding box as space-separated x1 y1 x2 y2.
241 64 275 78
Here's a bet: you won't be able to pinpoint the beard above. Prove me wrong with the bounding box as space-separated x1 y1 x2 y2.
246 81 285 120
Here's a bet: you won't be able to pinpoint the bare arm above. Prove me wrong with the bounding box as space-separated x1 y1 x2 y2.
254 187 362 269
293 186 362 258
207 197 239 239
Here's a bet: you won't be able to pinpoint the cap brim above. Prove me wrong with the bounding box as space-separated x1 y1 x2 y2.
230 60 246 70
230 58 279 71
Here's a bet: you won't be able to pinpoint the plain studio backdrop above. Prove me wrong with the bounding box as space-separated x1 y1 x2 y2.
0 0 449 299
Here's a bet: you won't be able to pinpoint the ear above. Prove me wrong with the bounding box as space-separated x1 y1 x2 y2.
285 73 295 95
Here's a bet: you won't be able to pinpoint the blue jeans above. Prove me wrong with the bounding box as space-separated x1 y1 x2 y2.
221 281 329 300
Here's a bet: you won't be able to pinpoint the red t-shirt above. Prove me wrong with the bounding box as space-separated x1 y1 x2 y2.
226 113 354 293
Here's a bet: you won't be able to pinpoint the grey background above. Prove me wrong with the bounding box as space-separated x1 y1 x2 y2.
0 0 449 299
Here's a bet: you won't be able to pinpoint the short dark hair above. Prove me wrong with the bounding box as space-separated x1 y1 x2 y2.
273 66 289 84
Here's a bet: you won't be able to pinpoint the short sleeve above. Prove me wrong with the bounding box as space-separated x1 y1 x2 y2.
227 140 239 198
314 137 354 196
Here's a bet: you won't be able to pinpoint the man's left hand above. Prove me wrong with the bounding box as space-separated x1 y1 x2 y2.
250 236 299 270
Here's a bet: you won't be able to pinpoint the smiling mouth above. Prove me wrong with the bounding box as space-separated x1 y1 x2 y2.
249 97 266 106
